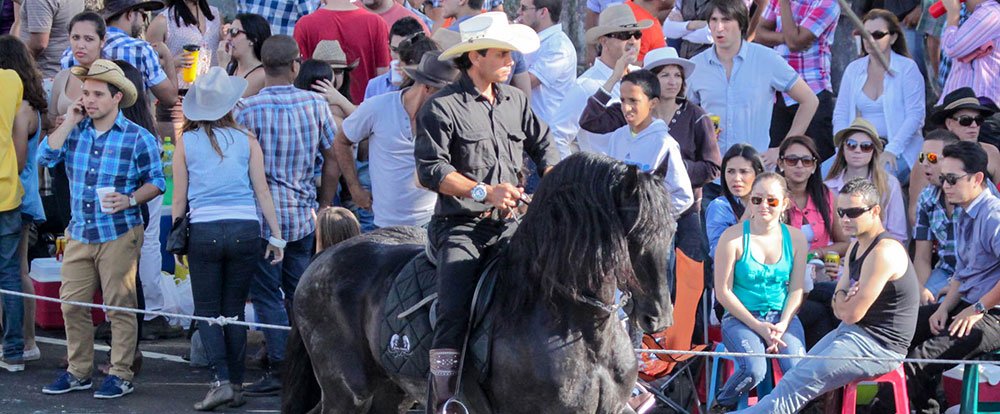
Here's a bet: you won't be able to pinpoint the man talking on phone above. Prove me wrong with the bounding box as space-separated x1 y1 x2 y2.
37 60 164 400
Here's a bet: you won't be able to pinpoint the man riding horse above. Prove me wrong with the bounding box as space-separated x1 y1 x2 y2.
413 12 560 412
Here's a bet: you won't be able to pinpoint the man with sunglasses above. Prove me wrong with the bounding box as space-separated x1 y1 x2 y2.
912 130 961 306
931 87 1000 184
738 178 920 414
903 140 1000 414
551 3 646 158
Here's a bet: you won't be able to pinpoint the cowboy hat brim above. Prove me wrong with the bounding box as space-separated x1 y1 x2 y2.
402 66 455 89
438 25 540 61
70 65 139 108
182 76 248 122
643 58 695 77
585 19 654 44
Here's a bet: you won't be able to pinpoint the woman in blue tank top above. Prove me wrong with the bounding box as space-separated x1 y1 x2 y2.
710 172 810 413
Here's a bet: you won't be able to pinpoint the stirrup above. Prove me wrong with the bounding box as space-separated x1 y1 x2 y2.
441 398 470 414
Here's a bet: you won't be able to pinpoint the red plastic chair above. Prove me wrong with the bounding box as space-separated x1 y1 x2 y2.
842 365 908 414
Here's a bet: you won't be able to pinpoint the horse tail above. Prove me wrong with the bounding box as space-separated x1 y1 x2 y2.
281 322 322 414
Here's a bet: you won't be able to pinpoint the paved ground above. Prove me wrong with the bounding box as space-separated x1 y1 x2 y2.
0 329 281 414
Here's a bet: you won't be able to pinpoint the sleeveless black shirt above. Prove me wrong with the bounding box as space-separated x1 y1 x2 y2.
848 233 919 355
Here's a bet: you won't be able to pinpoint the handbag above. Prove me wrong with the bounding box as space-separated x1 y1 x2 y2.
166 212 190 255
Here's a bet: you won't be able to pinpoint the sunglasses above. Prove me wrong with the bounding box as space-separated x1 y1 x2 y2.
919 152 939 164
837 205 875 219
607 30 643 41
227 27 246 38
750 196 781 207
781 155 816 168
869 30 895 40
940 173 970 186
845 138 875 153
952 115 985 127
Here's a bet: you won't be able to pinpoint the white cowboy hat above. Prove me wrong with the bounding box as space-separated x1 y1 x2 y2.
182 66 248 121
585 3 653 45
642 47 695 77
438 12 539 61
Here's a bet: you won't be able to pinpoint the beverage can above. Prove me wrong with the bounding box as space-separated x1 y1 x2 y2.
824 251 840 266
55 236 66 262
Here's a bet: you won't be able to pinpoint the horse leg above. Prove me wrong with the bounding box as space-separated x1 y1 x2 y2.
367 380 412 414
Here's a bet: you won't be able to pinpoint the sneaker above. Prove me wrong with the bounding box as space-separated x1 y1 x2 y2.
93 375 134 399
244 371 281 396
42 372 93 394
0 357 24 372
22 346 40 362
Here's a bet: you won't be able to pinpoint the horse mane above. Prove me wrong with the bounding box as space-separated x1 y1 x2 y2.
496 152 675 320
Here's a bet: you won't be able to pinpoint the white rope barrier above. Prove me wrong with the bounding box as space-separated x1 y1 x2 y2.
0 288 292 331
635 347 1000 366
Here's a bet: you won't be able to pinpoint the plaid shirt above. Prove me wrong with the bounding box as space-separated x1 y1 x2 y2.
60 27 168 89
37 112 165 244
238 0 320 36
913 185 956 274
235 85 336 242
762 0 839 105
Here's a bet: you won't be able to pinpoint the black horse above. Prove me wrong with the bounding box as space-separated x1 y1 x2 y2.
283 152 677 413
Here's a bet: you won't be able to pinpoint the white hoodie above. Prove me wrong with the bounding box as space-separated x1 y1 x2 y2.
606 119 694 216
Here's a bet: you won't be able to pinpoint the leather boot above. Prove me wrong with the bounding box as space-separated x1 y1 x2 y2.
428 348 460 413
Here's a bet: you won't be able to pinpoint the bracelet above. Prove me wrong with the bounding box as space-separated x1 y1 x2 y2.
267 236 286 249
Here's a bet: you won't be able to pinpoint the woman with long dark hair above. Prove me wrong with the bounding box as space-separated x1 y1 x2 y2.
833 9 924 185
219 13 270 97
49 12 105 130
173 67 283 410
0 34 47 363
778 135 850 258
113 60 157 134
706 144 764 258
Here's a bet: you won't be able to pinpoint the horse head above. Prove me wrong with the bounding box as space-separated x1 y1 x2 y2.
497 152 676 333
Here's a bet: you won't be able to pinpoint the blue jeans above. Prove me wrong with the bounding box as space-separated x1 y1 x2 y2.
349 160 375 233
737 323 904 414
188 220 260 383
885 152 912 188
717 311 806 406
0 209 24 360
903 27 927 80
924 266 951 298
250 231 314 363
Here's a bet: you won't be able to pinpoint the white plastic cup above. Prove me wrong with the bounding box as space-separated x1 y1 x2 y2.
96 187 116 213
390 60 403 85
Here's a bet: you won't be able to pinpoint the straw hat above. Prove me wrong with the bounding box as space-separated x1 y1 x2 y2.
71 59 138 108
403 51 459 89
431 28 461 51
101 0 165 20
834 117 883 152
642 47 695 77
438 12 539 61
182 67 248 121
930 87 998 125
585 3 653 44
313 40 359 69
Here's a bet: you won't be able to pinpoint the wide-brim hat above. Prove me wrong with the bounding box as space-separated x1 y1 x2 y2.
834 117 883 152
101 0 165 20
930 87 998 125
643 46 695 77
585 3 653 45
439 12 539 61
403 51 459 89
313 40 359 69
431 28 461 51
71 59 138 108
182 66 248 121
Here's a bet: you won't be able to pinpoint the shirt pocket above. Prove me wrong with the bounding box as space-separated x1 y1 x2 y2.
504 131 526 171
455 131 496 171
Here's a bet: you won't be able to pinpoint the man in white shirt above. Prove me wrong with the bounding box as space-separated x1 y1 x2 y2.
333 50 457 228
516 0 577 126
550 3 646 159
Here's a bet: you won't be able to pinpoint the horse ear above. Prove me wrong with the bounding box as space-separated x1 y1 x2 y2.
621 164 640 200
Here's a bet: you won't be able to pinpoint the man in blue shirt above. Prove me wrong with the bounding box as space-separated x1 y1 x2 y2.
903 140 1000 414
37 60 165 400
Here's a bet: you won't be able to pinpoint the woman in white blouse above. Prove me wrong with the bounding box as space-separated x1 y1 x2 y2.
832 9 925 186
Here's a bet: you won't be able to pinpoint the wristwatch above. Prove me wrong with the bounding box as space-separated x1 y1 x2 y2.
128 195 137 207
470 183 488 203
974 301 988 314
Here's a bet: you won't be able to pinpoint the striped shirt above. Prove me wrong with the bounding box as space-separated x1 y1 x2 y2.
235 85 336 242
761 0 839 105
37 112 165 244
938 0 1000 104
59 27 168 89
238 0 320 36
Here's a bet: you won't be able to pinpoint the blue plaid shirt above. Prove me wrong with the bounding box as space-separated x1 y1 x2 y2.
60 27 168 89
37 112 166 244
235 85 336 242
238 0 320 36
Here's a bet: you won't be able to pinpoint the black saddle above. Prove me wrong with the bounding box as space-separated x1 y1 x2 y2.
377 245 503 382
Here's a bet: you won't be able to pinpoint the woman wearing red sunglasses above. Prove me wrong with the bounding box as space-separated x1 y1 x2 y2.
824 118 908 243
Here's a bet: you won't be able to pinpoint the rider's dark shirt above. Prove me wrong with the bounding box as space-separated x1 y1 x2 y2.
414 73 560 218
